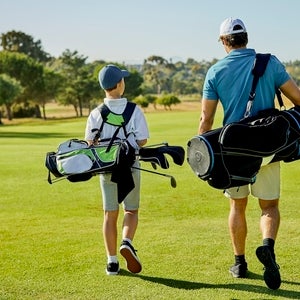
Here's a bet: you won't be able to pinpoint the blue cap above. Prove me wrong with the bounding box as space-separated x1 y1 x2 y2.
98 64 130 90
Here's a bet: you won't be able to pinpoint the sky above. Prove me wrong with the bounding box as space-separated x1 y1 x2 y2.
0 0 299 64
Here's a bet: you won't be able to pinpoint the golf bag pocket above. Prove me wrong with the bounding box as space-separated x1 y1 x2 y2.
239 106 300 163
91 142 128 172
48 139 93 176
53 142 124 176
57 153 93 175
220 115 290 156
57 139 88 154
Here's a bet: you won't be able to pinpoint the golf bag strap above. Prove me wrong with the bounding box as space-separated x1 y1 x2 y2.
100 101 136 127
92 102 136 148
276 89 285 109
244 53 271 118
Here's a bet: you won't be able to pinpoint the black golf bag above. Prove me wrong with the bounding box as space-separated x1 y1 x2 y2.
187 106 300 189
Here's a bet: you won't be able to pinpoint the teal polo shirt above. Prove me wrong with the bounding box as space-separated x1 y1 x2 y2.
203 48 290 125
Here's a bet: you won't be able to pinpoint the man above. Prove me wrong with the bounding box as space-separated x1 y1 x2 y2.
198 17 300 290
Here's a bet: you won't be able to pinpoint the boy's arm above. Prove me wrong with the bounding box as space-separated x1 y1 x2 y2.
137 139 147 147
86 140 96 146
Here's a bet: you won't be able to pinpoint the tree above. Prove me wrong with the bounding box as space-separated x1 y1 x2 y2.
143 55 178 95
156 94 181 110
123 68 143 100
57 87 80 116
0 51 45 118
0 74 23 121
1 30 51 62
144 94 157 109
55 50 100 117
133 95 149 111
34 68 63 119
0 51 44 98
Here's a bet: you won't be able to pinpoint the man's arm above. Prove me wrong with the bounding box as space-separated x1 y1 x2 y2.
198 99 218 134
280 78 300 106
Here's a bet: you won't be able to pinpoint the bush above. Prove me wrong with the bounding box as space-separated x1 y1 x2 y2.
156 94 181 110
12 103 36 118
133 95 149 109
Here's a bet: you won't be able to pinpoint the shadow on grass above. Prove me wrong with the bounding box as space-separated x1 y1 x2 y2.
0 132 71 139
120 270 300 299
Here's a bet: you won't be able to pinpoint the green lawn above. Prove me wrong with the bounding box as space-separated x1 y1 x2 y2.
0 110 299 300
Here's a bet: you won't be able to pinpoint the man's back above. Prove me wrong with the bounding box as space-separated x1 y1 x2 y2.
203 48 290 124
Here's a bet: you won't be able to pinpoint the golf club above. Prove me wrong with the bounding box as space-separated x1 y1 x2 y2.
143 141 169 148
131 166 177 188
47 176 67 184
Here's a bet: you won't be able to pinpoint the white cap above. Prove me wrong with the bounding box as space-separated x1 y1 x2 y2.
219 17 247 36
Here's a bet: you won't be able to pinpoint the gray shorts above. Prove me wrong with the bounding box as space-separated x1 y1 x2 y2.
224 161 280 200
100 161 141 211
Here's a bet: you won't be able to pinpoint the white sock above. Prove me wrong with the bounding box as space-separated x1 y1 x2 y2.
107 255 118 263
123 238 132 244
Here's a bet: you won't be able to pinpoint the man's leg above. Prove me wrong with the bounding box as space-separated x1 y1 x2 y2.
228 197 248 278
256 198 281 290
259 199 280 242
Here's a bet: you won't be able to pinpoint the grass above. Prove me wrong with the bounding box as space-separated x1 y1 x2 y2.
0 108 300 300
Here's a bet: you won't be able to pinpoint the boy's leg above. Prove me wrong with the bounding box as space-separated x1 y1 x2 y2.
103 210 120 275
103 210 119 256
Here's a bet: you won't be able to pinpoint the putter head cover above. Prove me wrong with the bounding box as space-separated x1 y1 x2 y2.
157 146 185 166
139 147 169 169
139 145 185 169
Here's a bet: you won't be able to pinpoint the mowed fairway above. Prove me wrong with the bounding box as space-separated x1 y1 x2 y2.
0 108 300 300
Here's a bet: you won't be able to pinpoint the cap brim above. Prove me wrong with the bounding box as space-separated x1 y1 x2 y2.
121 70 130 77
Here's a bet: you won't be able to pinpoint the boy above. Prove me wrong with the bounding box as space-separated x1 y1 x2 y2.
85 64 149 275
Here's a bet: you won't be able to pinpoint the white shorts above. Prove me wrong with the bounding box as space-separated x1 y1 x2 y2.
224 161 280 200
100 161 141 211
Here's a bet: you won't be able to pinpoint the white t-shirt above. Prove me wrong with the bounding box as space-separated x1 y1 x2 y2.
85 98 149 149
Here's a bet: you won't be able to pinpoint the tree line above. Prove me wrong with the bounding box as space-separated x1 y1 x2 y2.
1 30 300 124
